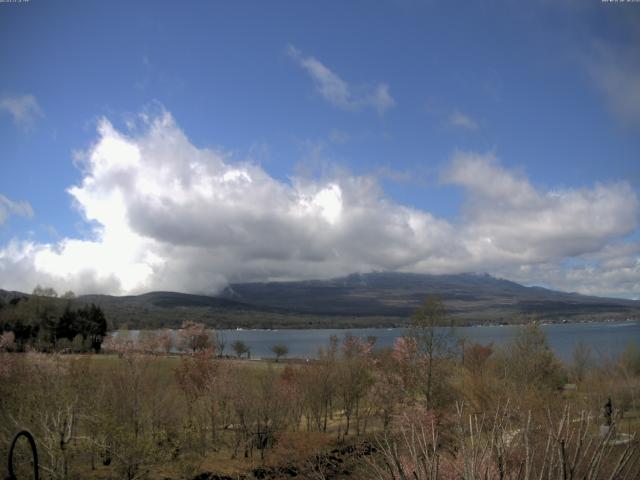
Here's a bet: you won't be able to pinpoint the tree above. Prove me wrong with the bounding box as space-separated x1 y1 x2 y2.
138 330 161 354
464 341 493 377
301 336 338 432
175 348 218 453
61 290 76 300
337 335 374 436
408 296 454 407
32 285 58 298
370 348 404 432
53 303 107 352
620 341 640 376
177 321 211 353
56 306 79 342
0 330 15 352
99 351 174 479
0 296 101 352
571 341 593 382
157 329 173 355
253 368 293 459
213 331 226 356
231 340 249 358
271 344 289 362
77 304 108 352
504 323 563 392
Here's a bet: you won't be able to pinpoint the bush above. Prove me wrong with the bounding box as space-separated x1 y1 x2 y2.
621 341 640 376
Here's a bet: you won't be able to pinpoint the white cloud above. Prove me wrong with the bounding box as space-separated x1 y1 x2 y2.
443 151 638 266
494 251 640 300
0 94 43 128
370 84 396 116
0 194 34 224
448 111 479 130
287 45 396 115
0 110 638 298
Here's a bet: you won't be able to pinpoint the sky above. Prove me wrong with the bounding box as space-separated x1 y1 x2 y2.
0 1 639 299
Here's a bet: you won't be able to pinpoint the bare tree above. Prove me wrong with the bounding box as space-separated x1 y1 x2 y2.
367 402 640 480
572 341 593 382
157 328 173 355
177 321 211 353
408 296 454 407
213 330 226 356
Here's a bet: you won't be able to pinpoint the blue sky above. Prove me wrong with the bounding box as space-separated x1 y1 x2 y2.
1 0 639 298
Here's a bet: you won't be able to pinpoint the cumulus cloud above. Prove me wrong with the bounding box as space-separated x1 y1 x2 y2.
0 111 450 294
287 45 396 115
448 111 479 130
0 110 638 297
493 248 640 300
442 152 638 266
0 94 43 128
0 194 34 224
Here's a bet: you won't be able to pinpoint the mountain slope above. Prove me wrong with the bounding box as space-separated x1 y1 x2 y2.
220 272 640 321
3 272 639 328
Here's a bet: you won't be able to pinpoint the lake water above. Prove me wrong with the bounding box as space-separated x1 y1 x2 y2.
117 320 640 362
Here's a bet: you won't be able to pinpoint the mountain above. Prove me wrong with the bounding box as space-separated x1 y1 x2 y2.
73 291 300 329
79 291 257 310
2 272 639 329
220 272 640 322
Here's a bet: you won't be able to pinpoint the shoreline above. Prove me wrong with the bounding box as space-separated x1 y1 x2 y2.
116 317 639 332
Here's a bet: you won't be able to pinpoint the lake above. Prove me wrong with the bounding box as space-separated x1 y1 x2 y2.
117 320 640 362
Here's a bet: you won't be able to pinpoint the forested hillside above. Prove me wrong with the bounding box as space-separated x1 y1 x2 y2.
2 272 639 331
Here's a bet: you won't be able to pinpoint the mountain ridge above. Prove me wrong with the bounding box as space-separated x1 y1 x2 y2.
2 272 638 329
220 271 640 318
